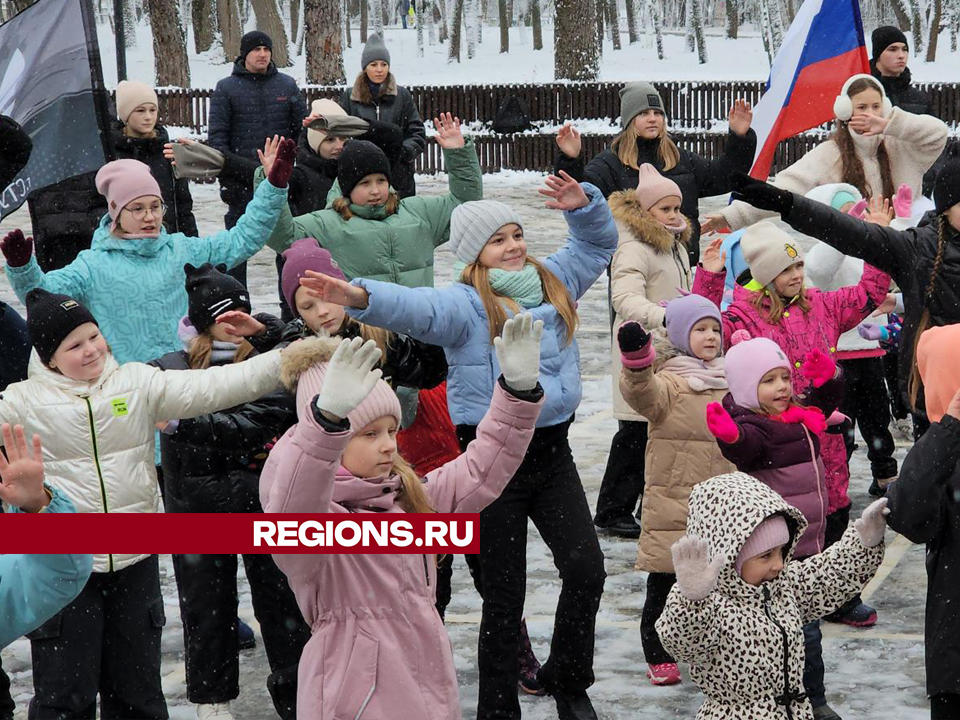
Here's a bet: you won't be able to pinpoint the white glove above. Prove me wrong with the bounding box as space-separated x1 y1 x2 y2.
855 498 890 548
493 312 544 392
671 535 725 601
315 337 383 421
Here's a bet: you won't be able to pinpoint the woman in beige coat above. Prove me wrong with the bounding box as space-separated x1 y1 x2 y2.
596 163 693 538
616 293 735 687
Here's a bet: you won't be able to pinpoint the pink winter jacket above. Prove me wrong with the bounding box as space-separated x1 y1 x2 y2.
693 263 890 514
259 381 543 720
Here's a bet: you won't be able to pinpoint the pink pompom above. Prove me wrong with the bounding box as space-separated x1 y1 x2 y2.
730 329 752 346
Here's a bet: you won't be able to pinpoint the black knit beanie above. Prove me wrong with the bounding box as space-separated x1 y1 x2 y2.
934 159 960 215
871 26 908 60
184 263 251 333
240 31 273 62
337 140 392 200
25 289 99 365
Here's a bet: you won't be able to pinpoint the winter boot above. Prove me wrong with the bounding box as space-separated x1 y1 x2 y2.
596 516 642 539
551 690 598 720
267 665 300 720
824 599 877 628
237 617 256 650
517 621 546 696
812 702 842 720
647 662 682 685
197 703 235 720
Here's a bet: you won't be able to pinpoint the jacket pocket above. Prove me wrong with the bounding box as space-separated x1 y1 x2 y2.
331 628 379 720
149 598 167 629
25 612 62 641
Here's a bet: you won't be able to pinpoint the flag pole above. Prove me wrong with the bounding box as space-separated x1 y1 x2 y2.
79 0 115 162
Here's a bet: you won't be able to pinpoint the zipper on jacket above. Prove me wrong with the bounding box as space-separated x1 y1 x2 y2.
422 555 430 587
673 244 691 290
83 396 114 572
762 585 804 720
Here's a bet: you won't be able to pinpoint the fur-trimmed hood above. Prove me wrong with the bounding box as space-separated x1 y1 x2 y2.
609 190 691 253
279 335 339 394
350 71 399 103
651 326 684 372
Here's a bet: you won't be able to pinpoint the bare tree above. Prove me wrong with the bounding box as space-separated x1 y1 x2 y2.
361 0 368 42
499 0 509 51
193 0 217 53
466 0 479 58
595 0 604 56
690 0 706 62
448 0 464 60
291 0 300 41
925 0 942 61
531 0 542 49
218 0 242 60
124 0 139 49
305 0 346 82
371 0 384 36
725 0 738 38
555 0 600 80
146 0 191 85
625 0 639 43
250 0 291 65
607 0 621 49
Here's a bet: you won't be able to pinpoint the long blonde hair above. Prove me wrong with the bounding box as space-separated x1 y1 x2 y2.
459 258 579 344
611 120 680 173
391 453 435 513
749 285 812 325
187 332 255 369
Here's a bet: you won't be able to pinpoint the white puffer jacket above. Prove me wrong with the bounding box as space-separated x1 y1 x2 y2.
0 348 284 573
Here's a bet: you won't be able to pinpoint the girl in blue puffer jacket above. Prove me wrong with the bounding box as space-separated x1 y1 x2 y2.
297 171 617 719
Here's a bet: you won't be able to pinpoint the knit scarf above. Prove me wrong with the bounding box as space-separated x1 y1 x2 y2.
662 216 688 236
660 356 727 392
454 262 544 308
177 317 240 363
334 465 402 511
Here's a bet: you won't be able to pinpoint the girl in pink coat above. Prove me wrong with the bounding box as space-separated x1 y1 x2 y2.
259 314 545 720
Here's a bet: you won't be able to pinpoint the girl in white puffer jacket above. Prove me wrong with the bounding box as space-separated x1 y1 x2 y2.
0 288 291 718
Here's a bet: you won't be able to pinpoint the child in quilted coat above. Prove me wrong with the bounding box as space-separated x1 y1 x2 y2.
656 472 887 720
616 294 735 686
259 315 544 720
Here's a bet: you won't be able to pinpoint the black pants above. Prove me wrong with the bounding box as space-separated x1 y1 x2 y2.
27 555 167 719
0 658 13 720
224 205 248 287
931 693 960 719
595 420 648 525
640 572 675 665
839 357 897 480
824 505 866 618
802 619 826 707
457 421 606 719
435 552 455 619
882 350 910 420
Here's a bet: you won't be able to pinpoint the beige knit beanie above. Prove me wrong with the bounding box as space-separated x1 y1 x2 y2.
116 80 159 123
635 163 682 210
740 221 805 288
307 99 349 154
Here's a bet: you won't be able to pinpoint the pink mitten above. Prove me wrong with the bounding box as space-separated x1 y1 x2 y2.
892 183 912 219
800 349 836 388
847 199 868 219
705 402 739 443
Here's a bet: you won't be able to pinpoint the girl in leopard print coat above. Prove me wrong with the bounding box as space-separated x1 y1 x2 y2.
656 472 886 720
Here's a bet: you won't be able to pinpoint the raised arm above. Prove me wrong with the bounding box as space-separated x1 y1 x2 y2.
616 322 675 423
882 107 949 173
687 124 757 199
2 230 93 306
166 389 295 451
821 261 890 334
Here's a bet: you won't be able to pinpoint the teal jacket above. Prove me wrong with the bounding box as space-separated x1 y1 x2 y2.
5 179 288 366
1 488 92 648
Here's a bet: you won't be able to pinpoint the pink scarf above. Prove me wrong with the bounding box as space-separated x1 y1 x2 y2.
772 405 827 436
660 356 727 392
333 466 403 511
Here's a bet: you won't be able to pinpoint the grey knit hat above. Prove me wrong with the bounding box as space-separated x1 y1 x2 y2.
449 201 523 264
620 81 665 129
361 34 391 69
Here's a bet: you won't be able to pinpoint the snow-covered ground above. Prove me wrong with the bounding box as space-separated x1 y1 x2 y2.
96 20 960 90
0 174 931 718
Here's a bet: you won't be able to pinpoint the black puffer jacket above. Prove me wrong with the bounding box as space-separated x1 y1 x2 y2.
27 172 107 271
111 121 197 236
556 129 757 264
870 62 932 116
339 74 426 199
208 59 308 208
785 194 960 413
0 115 31 189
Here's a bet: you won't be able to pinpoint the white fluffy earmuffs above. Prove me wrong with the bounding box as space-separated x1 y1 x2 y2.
833 74 893 121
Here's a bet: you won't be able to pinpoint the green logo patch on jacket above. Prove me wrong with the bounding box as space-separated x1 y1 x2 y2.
110 398 129 417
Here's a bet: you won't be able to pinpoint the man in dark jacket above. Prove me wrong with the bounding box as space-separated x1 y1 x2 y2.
869 26 932 116
207 30 308 284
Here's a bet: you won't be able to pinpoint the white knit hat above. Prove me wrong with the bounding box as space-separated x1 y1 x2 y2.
307 99 348 154
449 200 523 264
116 80 159 123
740 221 805 288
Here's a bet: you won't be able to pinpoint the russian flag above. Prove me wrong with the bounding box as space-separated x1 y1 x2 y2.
749 0 870 179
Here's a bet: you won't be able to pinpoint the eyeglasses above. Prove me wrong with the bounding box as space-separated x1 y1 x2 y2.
122 202 166 220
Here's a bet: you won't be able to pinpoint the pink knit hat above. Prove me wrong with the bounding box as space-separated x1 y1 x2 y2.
281 238 347 316
736 514 790 575
95 159 162 227
296 358 402 433
635 163 682 211
724 336 791 410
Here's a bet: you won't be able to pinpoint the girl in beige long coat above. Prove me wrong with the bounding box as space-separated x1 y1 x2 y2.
597 163 693 538
616 294 735 687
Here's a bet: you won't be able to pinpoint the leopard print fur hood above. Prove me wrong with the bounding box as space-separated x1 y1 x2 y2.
656 472 884 719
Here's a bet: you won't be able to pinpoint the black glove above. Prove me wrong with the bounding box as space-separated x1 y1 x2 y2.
617 321 652 354
730 171 794 216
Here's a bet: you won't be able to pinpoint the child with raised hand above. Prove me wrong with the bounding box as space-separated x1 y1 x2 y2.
296 172 616 717
258 112 482 289
615 294 736 687
0 423 93 649
886 325 960 719
259 314 545 720
1 137 297 367
0 288 298 718
656 472 887 720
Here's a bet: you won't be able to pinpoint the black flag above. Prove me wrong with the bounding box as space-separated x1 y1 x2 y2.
0 0 112 219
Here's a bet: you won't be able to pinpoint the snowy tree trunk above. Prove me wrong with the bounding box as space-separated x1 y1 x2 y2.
418 0 425 54
290 0 300 41
531 0 542 48
684 0 694 52
146 0 190 85
906 0 924 55
124 0 139 49
305 0 346 82
595 0 604 57
758 0 772 63
608 0 621 49
499 0 509 51
951 5 959 52
726 0 738 38
466 0 478 57
625 0 638 43
371 0 384 38
692 0 706 62
438 0 449 41
768 0 783 54
555 0 600 79
250 0 290 66
361 0 368 42
342 0 351 48
448 0 463 60
193 0 216 52
427 0 437 42
925 0 942 61
651 0 663 58
218 0 242 59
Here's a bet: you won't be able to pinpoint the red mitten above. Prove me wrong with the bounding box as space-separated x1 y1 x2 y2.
800 348 836 388
1 229 34 267
705 402 739 443
267 138 298 188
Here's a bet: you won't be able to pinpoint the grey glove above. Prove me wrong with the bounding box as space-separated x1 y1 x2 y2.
493 313 544 392
171 141 225 181
855 498 889 548
315 337 383 421
671 535 725 601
